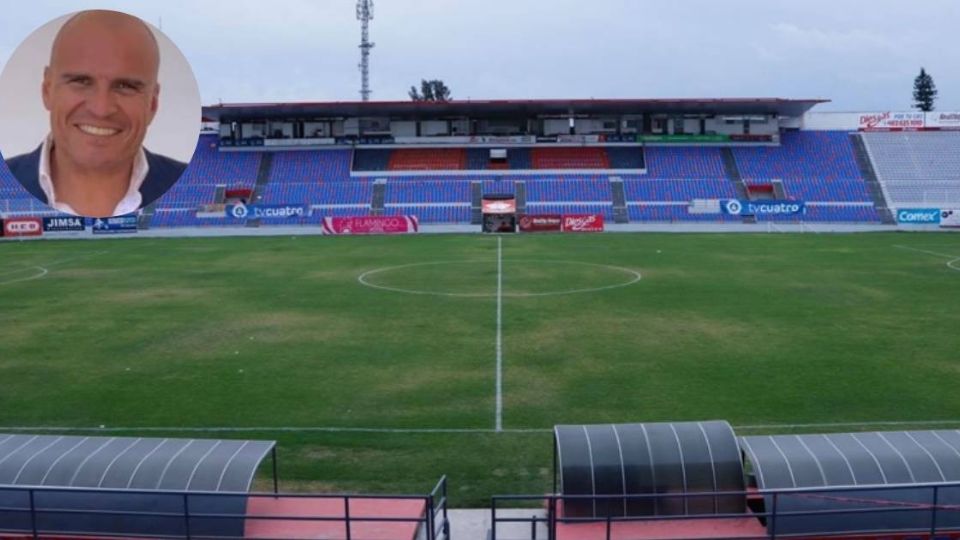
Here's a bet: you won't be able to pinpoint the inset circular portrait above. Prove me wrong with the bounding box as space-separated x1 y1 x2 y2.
0 10 200 218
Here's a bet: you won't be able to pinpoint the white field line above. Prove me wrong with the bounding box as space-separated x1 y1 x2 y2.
496 236 504 432
357 259 641 298
0 266 48 285
0 426 551 434
4 420 960 435
0 251 109 286
893 244 960 272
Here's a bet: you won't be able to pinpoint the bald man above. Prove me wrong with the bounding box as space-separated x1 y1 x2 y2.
6 10 186 218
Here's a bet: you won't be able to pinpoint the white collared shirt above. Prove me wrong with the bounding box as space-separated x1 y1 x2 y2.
38 134 149 216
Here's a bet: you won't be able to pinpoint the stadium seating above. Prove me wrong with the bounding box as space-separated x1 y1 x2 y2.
483 179 515 195
861 131 960 207
270 150 352 182
531 147 609 169
624 178 736 201
643 146 726 178
177 135 262 186
526 202 614 219
507 148 533 170
385 181 471 204
388 148 466 170
259 181 372 206
0 131 889 226
749 204 879 223
0 150 55 217
466 149 496 170
383 204 470 222
733 131 870 203
617 146 731 221
150 135 261 217
526 177 611 202
151 208 242 228
627 204 741 222
734 131 861 181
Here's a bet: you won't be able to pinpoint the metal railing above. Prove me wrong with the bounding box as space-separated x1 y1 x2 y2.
491 481 960 540
0 475 448 540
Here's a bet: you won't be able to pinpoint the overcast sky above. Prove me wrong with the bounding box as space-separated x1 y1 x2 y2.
2 0 957 112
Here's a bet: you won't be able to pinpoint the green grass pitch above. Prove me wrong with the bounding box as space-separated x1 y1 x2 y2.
1 232 959 506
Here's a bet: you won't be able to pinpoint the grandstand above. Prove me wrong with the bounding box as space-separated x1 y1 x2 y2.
4 99 957 230
2 98 960 540
862 131 960 208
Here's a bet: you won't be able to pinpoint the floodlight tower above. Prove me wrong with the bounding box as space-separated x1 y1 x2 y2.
357 0 375 101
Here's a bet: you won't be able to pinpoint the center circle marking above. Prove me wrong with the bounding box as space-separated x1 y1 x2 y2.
357 259 642 297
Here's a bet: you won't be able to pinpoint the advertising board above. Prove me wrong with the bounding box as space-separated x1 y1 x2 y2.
321 216 419 235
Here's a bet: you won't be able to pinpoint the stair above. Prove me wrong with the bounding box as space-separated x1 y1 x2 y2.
850 133 896 224
250 153 274 204
370 178 387 216
720 147 753 224
245 153 275 228
214 185 226 204
515 181 526 215
609 176 629 223
720 147 749 199
772 180 786 199
471 181 482 224
137 201 157 229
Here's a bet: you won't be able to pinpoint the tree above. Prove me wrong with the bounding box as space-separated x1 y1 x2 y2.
409 79 452 102
913 67 938 112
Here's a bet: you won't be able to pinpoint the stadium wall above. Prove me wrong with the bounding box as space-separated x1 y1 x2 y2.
803 112 863 130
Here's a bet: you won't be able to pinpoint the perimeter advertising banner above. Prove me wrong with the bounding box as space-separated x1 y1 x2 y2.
518 214 562 232
858 111 925 131
3 217 42 237
226 204 306 220
92 215 138 234
42 216 85 232
941 209 960 228
896 208 941 225
321 216 419 235
561 214 605 232
721 200 806 216
926 112 960 130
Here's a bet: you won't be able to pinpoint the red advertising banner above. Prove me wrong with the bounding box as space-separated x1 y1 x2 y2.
482 199 516 214
561 214 605 232
3 217 42 237
321 216 419 235
518 214 562 232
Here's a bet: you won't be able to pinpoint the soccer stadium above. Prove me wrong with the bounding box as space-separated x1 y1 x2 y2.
1 2 960 539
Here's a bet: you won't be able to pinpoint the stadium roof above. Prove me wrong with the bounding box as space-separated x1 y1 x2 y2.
203 98 828 121
740 431 960 489
0 434 275 492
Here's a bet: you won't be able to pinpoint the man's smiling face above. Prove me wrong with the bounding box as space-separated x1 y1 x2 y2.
42 11 159 176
